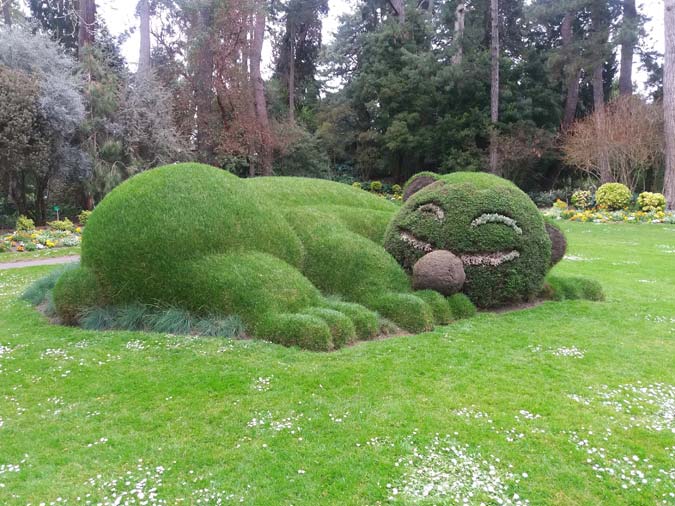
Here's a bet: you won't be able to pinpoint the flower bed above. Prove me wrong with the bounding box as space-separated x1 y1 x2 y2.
546 205 675 224
0 227 81 253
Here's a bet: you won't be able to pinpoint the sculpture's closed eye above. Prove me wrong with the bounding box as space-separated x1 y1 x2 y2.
471 213 522 235
417 203 445 221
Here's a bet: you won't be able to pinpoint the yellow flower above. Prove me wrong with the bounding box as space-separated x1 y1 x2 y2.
46 240 56 248
75 227 82 234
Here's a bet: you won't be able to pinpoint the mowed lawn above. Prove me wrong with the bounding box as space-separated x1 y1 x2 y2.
2 222 675 505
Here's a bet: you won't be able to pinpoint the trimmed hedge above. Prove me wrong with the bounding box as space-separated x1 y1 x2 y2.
384 172 552 308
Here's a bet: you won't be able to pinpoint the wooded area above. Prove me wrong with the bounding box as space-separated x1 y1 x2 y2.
0 0 673 223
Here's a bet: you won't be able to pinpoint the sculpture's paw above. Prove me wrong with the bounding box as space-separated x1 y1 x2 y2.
255 313 333 351
414 290 453 325
321 300 379 341
366 292 434 333
302 307 356 348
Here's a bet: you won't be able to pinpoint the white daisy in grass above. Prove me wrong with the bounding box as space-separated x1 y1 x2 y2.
389 434 529 505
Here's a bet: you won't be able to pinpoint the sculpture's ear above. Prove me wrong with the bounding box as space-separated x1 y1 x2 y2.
545 221 567 266
403 172 440 201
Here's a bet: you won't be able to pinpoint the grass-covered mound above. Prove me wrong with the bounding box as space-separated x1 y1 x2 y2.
384 172 552 308
53 163 474 350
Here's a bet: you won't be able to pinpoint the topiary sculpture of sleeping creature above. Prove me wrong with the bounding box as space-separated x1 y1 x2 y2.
52 163 558 351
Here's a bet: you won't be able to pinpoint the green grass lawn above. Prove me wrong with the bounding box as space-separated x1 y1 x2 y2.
1 222 675 505
0 246 80 264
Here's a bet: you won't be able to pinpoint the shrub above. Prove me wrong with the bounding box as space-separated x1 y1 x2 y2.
553 199 568 210
61 235 81 247
637 192 666 213
16 215 34 231
369 180 383 192
595 183 632 211
385 172 552 308
528 190 570 209
78 210 92 225
48 218 75 232
352 182 363 190
392 184 402 196
571 190 592 210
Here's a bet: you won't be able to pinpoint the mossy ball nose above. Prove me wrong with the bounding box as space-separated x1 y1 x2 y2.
412 250 466 295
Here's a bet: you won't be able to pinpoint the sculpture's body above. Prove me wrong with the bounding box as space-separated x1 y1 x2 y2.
53 164 557 350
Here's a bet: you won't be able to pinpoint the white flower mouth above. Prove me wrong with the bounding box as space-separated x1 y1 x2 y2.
399 229 520 266
459 251 520 266
400 230 434 253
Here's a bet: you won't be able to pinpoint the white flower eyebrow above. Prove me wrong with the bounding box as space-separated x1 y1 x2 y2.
471 213 522 235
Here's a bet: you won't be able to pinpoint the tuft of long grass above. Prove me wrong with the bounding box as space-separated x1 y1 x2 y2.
192 314 245 338
79 306 118 330
43 291 57 318
143 307 194 335
20 263 79 306
547 275 605 302
115 303 150 330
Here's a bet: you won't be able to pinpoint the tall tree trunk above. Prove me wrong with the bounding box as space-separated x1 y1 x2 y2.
592 64 611 183
489 0 499 174
452 2 465 65
591 4 611 183
251 3 272 176
138 0 151 73
388 0 405 24
194 6 214 163
35 177 48 226
2 0 11 26
561 12 580 130
78 0 96 54
664 0 675 208
619 0 637 96
288 23 295 122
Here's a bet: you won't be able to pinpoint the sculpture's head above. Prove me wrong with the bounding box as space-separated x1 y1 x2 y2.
384 172 553 308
